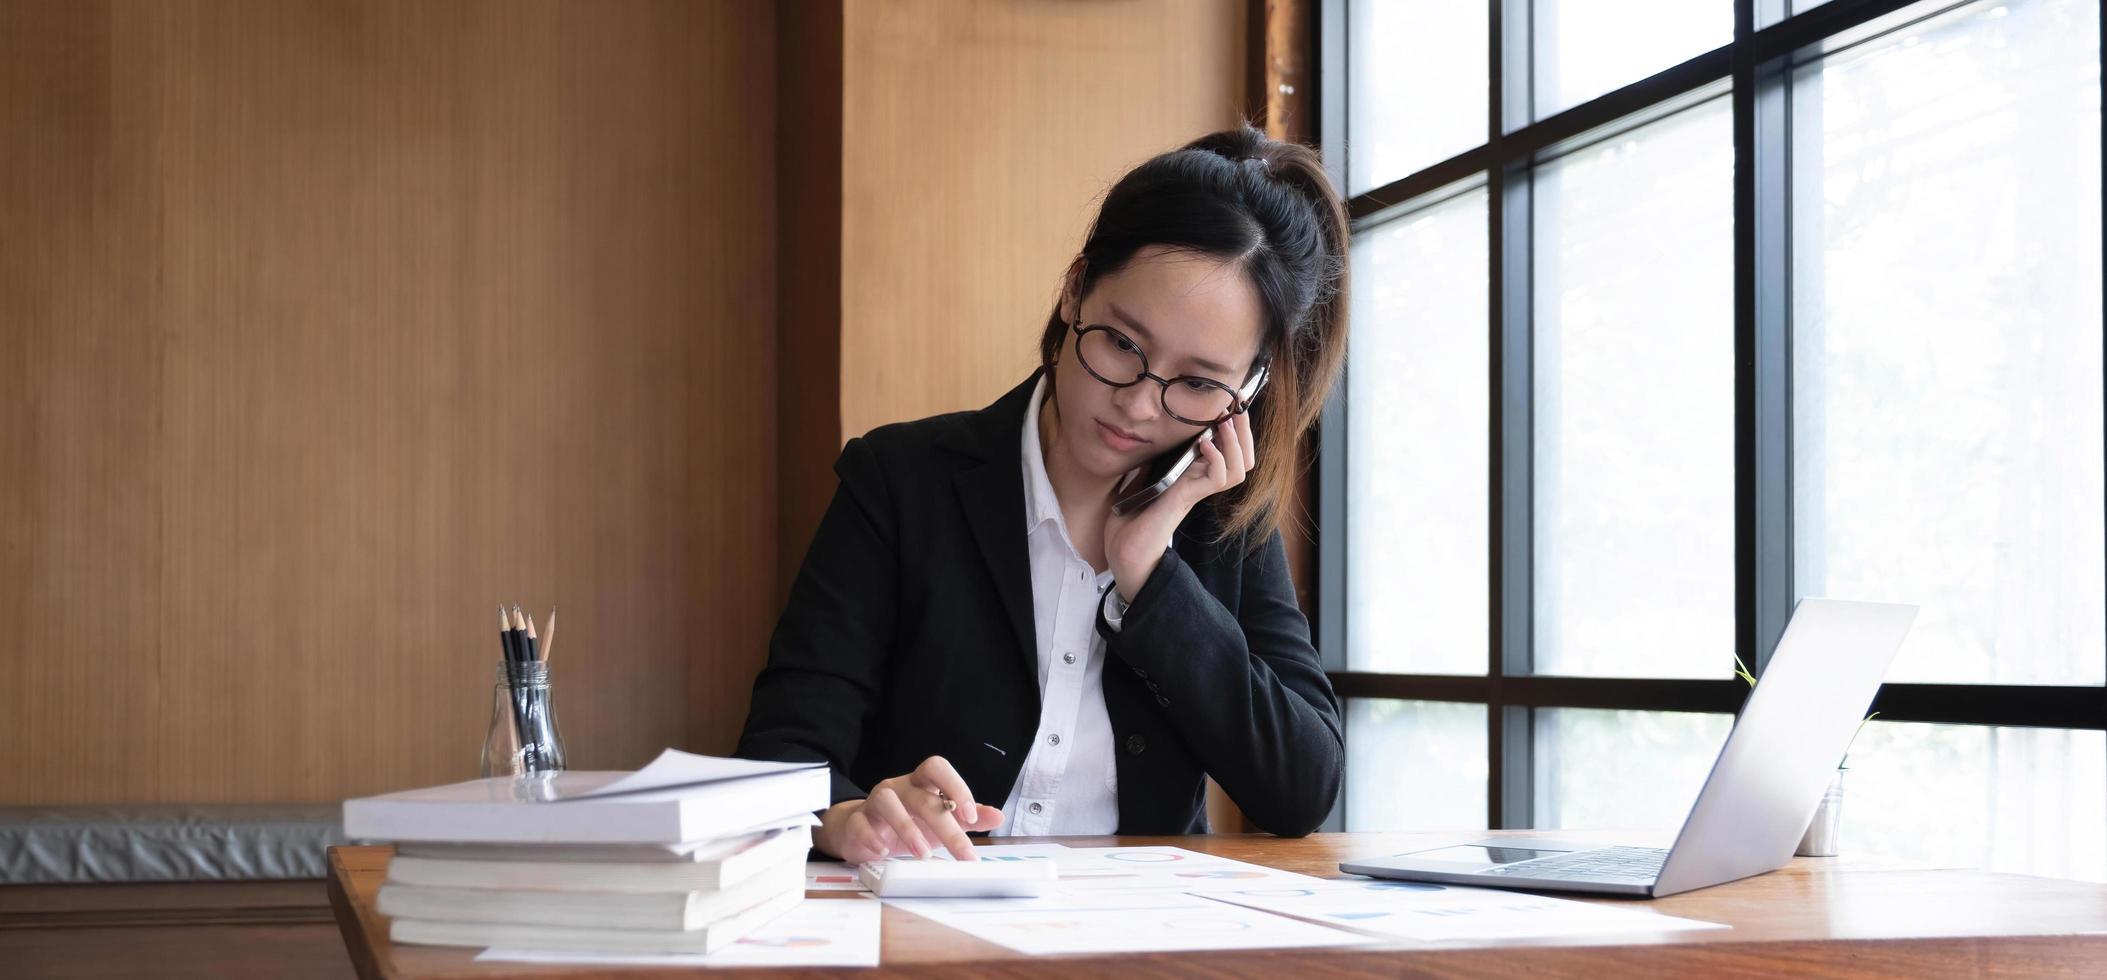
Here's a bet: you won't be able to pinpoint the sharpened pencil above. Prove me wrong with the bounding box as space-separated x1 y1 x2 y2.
500 604 520 663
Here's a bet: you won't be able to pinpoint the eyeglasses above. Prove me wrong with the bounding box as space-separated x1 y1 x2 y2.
1068 320 1263 427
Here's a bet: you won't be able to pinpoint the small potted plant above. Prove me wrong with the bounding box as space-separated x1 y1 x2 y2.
1735 655 1877 857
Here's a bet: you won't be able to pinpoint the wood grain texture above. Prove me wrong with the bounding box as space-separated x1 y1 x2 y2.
328 833 2107 978
0 0 777 804
836 0 1248 440
774 0 844 607
0 878 330 928
0 879 326 918
0 923 354 980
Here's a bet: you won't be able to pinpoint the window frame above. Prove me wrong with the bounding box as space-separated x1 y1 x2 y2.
1315 0 2107 833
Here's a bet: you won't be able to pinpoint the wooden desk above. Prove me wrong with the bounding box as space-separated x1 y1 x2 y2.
329 831 2107 977
0 879 353 979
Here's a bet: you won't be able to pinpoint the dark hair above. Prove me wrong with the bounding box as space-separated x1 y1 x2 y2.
1039 123 1350 549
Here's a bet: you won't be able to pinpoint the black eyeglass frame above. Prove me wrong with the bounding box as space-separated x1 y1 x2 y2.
1067 320 1268 427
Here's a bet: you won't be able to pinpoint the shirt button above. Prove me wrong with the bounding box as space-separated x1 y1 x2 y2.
1028 801 1044 815
1047 733 1061 746
1063 652 1077 665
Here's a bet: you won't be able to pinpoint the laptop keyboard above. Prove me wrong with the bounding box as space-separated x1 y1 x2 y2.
1477 845 1669 883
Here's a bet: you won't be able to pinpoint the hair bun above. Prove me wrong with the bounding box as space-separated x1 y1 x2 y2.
1182 124 1270 166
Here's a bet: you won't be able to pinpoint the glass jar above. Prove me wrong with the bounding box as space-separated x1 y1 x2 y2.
1795 767 1845 857
480 660 568 778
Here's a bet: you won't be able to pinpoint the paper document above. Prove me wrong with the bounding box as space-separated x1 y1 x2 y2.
806 861 868 891
883 890 1374 956
1038 845 1328 893
574 750 825 800
806 842 1073 891
477 897 881 968
874 846 1363 955
1196 878 1729 942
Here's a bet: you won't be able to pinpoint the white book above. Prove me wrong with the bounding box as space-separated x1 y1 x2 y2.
379 857 805 931
394 814 818 864
343 751 827 844
389 885 803 955
386 825 812 893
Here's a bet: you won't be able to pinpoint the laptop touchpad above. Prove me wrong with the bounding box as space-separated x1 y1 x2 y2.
1405 844 1571 866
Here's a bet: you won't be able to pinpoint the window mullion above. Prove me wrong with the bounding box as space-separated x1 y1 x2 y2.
1750 41 1795 676
1315 0 1349 835
1492 0 1536 831
1737 0 1796 681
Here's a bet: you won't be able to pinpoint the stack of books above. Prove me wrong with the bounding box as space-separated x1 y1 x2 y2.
343 750 829 955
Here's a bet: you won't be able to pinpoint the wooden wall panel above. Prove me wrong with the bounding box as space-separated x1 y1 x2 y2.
837 0 1249 439
776 0 844 606
0 0 777 804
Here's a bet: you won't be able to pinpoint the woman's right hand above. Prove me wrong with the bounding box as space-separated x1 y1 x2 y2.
814 756 1005 863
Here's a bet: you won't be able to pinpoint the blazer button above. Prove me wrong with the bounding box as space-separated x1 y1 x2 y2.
1155 694 1171 707
1125 734 1146 755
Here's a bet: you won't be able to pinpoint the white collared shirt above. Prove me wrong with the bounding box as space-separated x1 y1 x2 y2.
994 376 1124 836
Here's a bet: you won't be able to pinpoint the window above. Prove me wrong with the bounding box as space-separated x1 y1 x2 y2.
1790 0 2105 687
1328 0 2107 884
1349 0 1488 192
1534 99 1736 679
1533 0 1733 117
1347 186 1489 676
1533 709 1733 830
1346 700 1490 831
1845 721 2105 879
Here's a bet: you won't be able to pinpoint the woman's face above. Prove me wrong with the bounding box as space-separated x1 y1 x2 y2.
1051 244 1267 480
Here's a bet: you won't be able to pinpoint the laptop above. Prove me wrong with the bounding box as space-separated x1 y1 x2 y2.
1340 597 1918 899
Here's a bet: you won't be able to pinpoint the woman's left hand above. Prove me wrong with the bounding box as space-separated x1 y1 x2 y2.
1103 410 1257 603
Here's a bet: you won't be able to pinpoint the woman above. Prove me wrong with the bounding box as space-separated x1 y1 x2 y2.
735 125 1350 863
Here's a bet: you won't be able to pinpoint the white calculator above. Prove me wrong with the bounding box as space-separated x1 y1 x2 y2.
859 857 1057 898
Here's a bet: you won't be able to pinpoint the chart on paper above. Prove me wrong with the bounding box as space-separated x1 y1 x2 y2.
1195 878 1729 942
882 890 1375 956
1039 845 1330 893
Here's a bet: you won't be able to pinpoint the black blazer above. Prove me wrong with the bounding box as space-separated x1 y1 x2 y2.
734 368 1343 836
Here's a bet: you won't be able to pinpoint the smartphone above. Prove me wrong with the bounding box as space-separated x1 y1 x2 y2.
1110 367 1269 517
